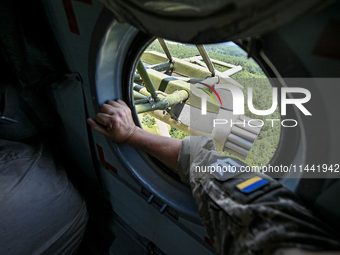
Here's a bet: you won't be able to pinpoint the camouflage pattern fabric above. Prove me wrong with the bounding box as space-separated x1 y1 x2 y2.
177 136 340 255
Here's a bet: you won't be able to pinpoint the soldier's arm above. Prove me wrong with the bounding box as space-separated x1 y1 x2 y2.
87 99 182 170
88 100 340 255
180 136 340 255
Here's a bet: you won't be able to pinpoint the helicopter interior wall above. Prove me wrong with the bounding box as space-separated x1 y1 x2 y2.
87 10 216 254
257 2 340 230
40 1 215 254
90 0 340 249
0 1 113 253
267 1 340 171
2 0 340 254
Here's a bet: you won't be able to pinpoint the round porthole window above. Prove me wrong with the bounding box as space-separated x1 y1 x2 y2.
132 38 281 170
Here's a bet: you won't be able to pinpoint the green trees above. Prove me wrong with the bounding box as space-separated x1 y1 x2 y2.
147 41 199 59
169 126 189 140
142 113 156 128
147 41 264 76
139 113 188 139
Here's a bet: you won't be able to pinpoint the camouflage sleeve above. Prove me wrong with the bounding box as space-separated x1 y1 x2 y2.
177 136 340 255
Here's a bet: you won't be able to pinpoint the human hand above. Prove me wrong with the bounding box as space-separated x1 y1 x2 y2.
87 99 139 143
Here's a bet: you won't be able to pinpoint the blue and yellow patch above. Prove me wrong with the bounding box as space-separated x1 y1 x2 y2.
236 176 269 193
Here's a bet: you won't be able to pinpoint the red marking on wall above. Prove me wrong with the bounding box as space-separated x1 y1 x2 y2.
204 237 213 247
312 19 340 60
62 0 92 35
96 144 118 174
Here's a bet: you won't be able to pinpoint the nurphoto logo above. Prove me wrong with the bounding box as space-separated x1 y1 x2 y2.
198 83 311 128
199 83 311 116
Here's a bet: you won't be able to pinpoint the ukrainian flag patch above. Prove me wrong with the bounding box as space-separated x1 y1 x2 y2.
236 176 269 193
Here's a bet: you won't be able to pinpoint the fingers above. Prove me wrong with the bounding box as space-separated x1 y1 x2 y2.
116 99 128 107
100 99 130 115
100 103 115 115
87 118 109 136
87 99 134 142
107 99 127 107
95 112 116 128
